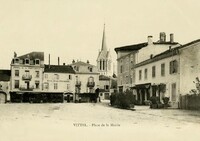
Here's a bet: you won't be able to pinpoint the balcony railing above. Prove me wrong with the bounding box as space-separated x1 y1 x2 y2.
19 85 34 91
22 74 32 80
87 82 95 87
75 81 81 87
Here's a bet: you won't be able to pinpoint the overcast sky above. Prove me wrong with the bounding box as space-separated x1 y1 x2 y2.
0 0 200 69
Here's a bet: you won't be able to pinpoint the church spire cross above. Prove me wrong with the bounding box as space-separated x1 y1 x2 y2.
101 23 107 51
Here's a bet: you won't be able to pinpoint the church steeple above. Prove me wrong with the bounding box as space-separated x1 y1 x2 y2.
101 24 107 51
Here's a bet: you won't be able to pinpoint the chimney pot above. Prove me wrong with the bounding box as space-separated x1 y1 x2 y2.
58 57 60 65
170 33 174 43
147 36 153 44
63 63 65 66
160 32 166 42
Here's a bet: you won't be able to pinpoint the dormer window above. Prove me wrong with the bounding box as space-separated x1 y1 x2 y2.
88 67 93 72
14 58 19 64
35 59 40 65
25 58 30 65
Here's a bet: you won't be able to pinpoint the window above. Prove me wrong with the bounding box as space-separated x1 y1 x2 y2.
67 84 70 90
14 80 19 88
14 58 19 64
139 70 142 80
144 68 148 79
152 66 156 78
54 83 58 90
170 60 178 74
88 76 94 82
35 59 40 65
105 85 109 90
45 74 48 79
25 59 30 64
15 70 19 77
35 81 40 89
44 83 49 90
120 65 123 73
171 83 176 101
69 75 72 80
25 70 30 75
89 67 93 72
161 63 165 76
54 74 59 80
36 71 39 78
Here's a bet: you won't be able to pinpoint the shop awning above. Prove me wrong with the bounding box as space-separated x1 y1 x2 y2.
135 83 151 89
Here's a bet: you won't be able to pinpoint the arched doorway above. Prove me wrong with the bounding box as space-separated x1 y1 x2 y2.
0 91 6 104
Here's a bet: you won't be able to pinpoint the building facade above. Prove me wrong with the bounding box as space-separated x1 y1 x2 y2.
114 32 179 92
135 39 200 108
70 61 100 94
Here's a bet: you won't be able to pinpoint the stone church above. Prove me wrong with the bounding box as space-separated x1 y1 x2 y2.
96 24 112 77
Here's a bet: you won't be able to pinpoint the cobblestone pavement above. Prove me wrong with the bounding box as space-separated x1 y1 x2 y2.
0 101 200 141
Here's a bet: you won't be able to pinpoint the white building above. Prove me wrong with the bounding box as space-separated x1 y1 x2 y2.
43 65 75 93
10 52 44 102
135 39 200 108
114 32 179 92
70 61 100 94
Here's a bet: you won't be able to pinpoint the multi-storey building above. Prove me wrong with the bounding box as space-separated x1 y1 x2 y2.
114 32 179 92
135 39 200 108
10 52 44 102
70 60 99 94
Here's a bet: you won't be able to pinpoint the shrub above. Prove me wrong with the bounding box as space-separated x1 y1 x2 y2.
110 90 135 109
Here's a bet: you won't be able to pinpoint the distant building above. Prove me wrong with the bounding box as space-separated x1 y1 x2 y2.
97 24 112 76
70 61 99 93
99 75 111 100
43 65 75 93
0 70 11 103
114 32 179 92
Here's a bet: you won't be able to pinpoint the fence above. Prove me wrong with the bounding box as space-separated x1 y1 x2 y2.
179 94 200 110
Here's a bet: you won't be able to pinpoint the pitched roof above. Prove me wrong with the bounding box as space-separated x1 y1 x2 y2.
135 39 200 68
17 52 44 61
0 70 11 81
114 42 148 52
44 65 75 73
69 61 96 67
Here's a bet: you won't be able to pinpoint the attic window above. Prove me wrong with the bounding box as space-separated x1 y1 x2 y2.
25 58 30 64
89 67 93 72
35 59 40 65
14 58 19 64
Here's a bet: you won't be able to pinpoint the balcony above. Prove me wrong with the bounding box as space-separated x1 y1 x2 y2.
22 74 32 80
19 85 34 91
75 81 81 87
87 82 95 87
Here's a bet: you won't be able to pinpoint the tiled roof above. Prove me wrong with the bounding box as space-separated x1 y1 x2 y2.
114 42 148 52
0 70 11 81
69 61 95 67
135 39 200 68
17 52 44 61
44 65 75 73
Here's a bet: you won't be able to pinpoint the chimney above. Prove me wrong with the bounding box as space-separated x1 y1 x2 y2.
170 33 174 43
72 59 75 63
147 36 153 44
48 54 50 68
58 57 60 65
160 32 166 42
63 63 65 66
87 60 90 64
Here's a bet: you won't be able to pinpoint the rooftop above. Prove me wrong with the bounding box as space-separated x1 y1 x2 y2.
0 70 11 81
44 65 75 74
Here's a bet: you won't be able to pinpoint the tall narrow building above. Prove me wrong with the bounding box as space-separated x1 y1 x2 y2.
97 24 112 76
